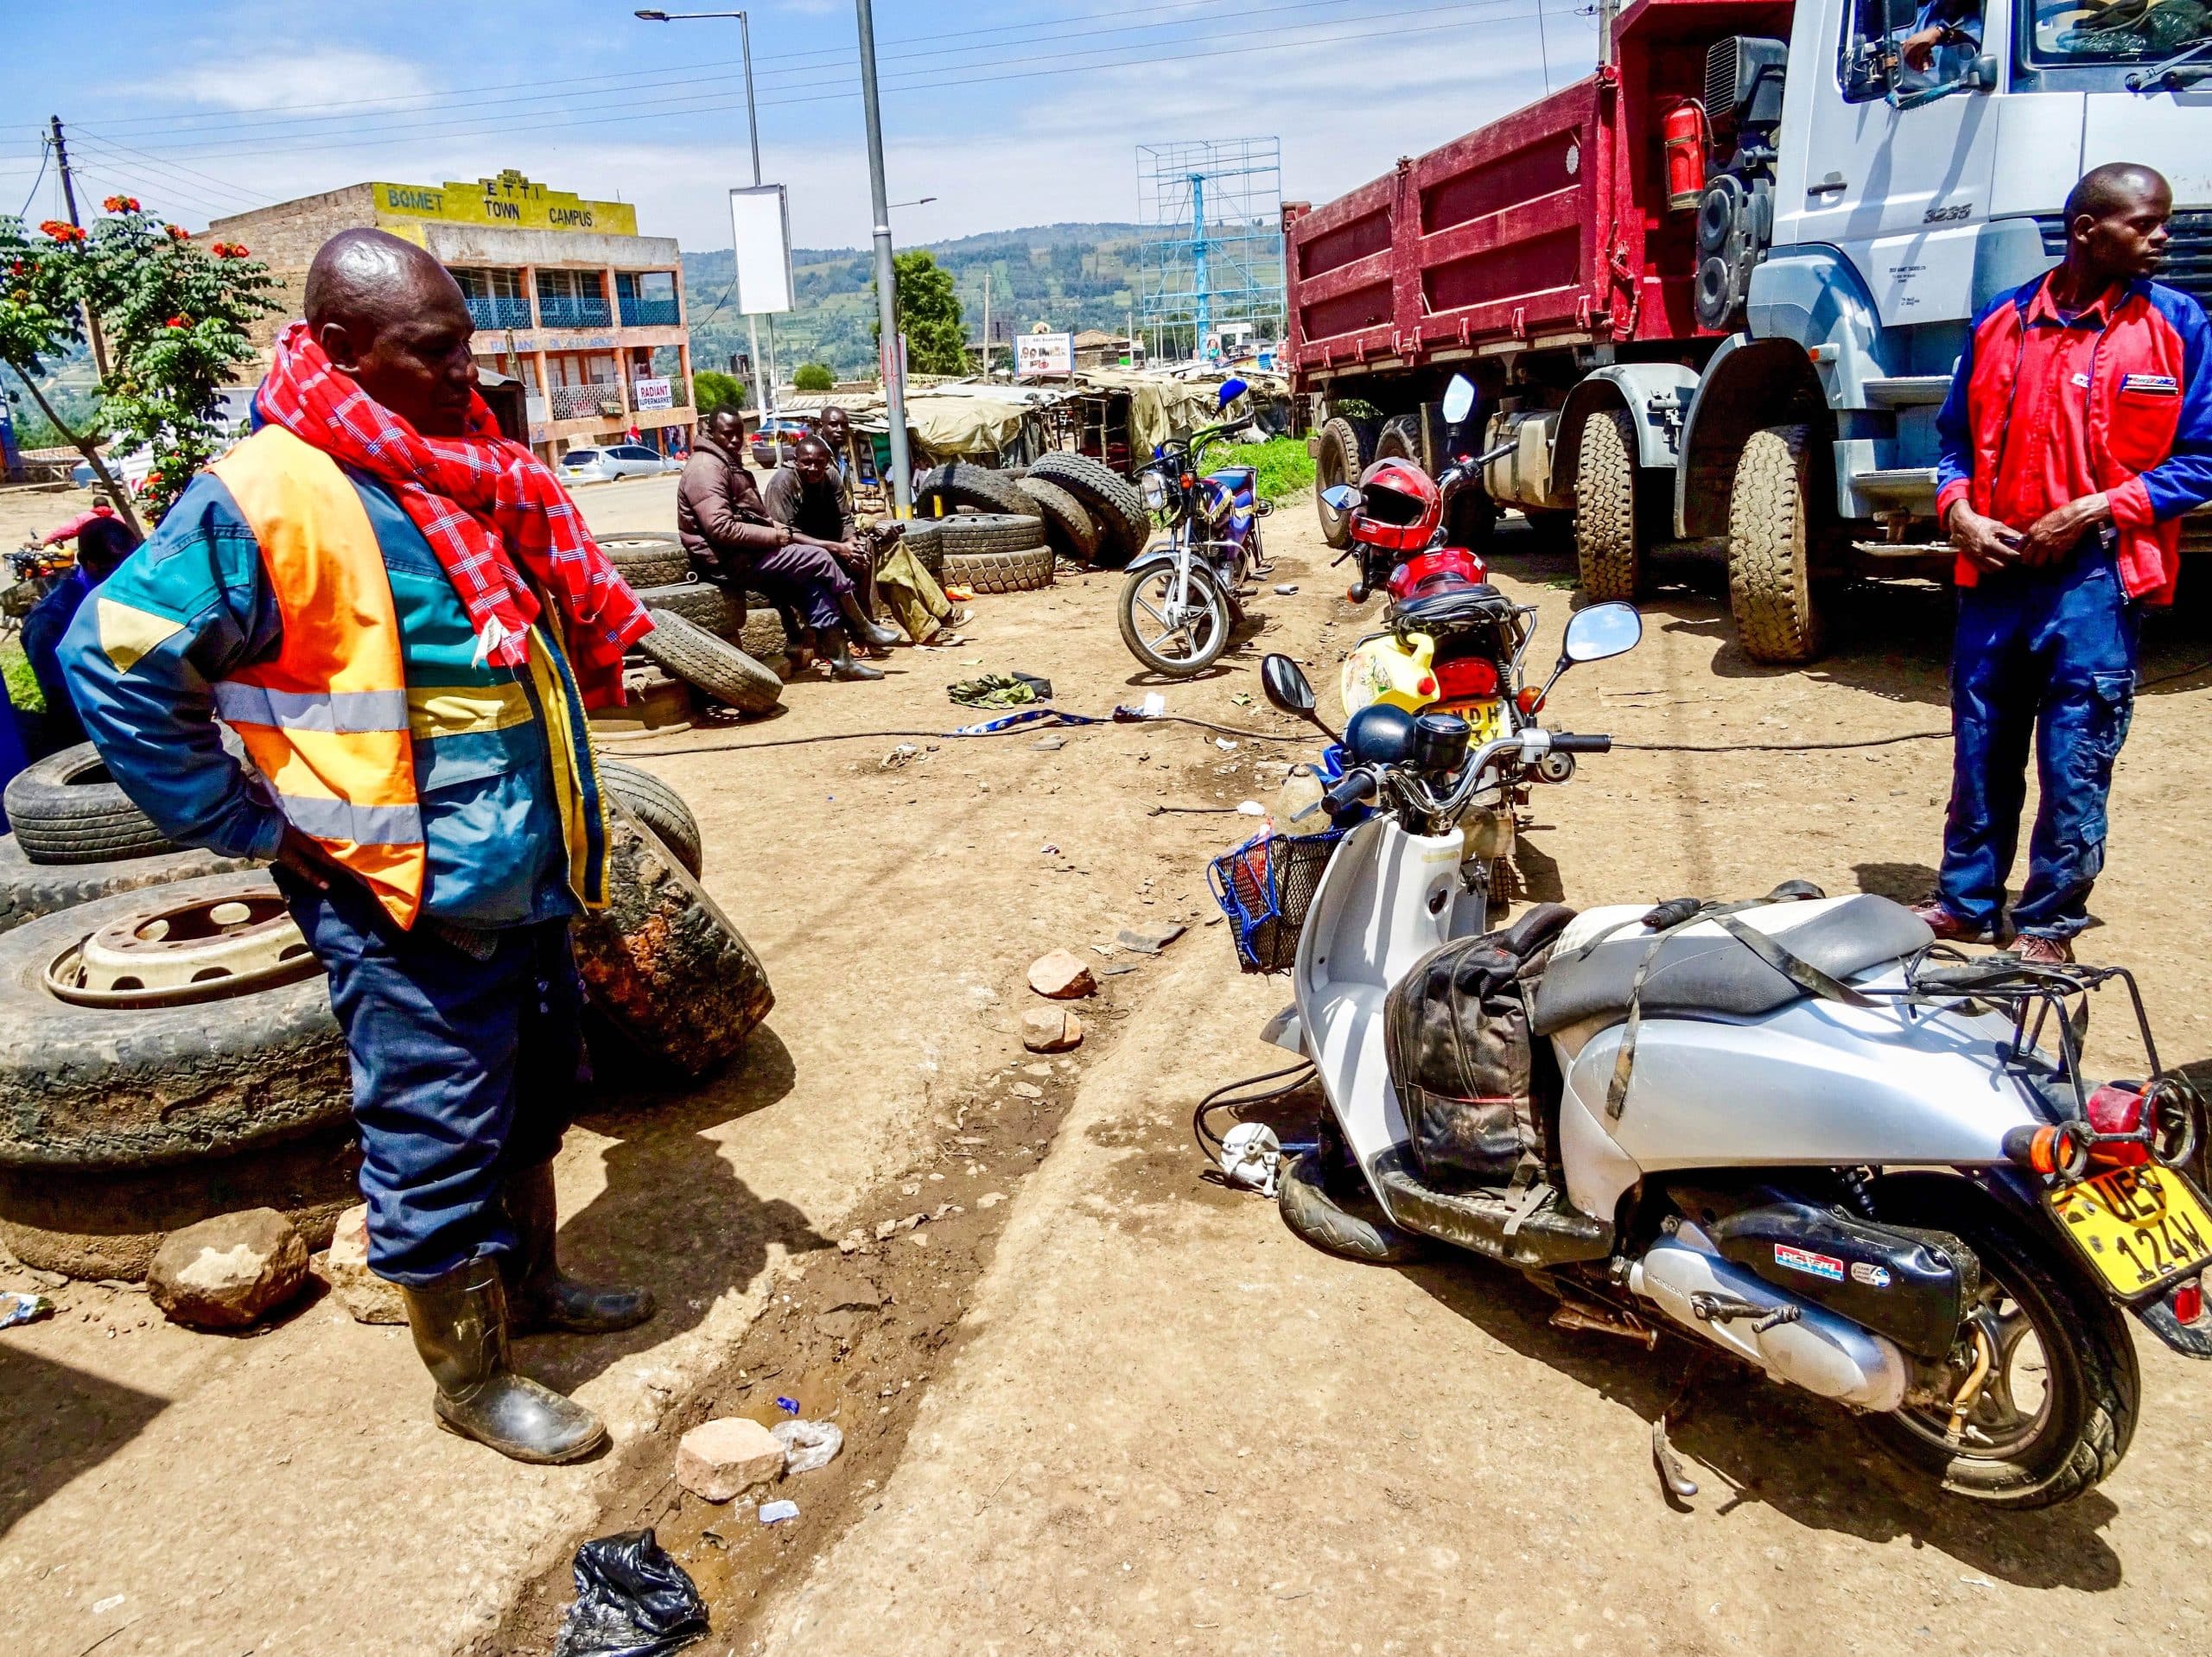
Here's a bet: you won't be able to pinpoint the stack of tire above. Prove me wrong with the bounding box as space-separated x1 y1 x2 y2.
912 454 1151 591
601 530 782 718
0 745 769 1281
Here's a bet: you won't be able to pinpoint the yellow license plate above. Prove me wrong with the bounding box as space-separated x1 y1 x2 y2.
1443 698 1506 744
2047 1163 2212 1298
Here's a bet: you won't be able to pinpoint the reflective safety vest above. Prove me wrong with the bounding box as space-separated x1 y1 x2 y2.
209 429 427 924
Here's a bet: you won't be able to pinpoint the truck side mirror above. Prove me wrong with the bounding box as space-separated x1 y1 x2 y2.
1964 54 1998 89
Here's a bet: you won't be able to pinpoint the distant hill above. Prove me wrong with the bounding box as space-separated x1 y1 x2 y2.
683 221 1150 383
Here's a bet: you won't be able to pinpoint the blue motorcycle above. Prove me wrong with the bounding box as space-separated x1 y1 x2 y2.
1117 378 1270 676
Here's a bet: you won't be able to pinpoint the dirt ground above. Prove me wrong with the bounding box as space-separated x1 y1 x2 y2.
5 473 2212 1655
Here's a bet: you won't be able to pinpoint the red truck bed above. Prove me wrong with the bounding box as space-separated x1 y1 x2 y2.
1281 0 1793 384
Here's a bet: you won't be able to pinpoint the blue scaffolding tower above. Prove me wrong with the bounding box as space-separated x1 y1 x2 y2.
1135 138 1286 364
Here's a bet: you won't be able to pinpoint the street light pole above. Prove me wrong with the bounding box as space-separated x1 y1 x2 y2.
855 0 912 515
635 8 775 415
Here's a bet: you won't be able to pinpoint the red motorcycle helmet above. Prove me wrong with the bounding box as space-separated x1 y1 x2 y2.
1386 546 1487 603
1349 457 1441 553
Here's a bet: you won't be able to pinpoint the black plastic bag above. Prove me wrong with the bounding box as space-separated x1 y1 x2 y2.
551 1529 709 1657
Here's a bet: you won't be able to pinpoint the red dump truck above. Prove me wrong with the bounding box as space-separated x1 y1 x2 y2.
1283 0 2211 661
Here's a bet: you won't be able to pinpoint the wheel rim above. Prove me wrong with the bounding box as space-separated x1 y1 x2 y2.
43 876 320 1008
1894 1265 2056 1461
1129 568 1223 662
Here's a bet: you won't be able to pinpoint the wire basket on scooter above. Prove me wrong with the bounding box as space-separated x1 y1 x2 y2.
1208 828 1344 974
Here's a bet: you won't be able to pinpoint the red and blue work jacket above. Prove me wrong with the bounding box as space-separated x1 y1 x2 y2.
1935 270 2212 604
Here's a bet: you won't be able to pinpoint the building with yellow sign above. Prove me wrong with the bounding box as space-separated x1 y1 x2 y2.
205 171 693 462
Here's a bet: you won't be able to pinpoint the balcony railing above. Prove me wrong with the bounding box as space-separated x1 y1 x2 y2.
618 295 682 327
465 295 533 330
537 295 612 329
550 384 626 422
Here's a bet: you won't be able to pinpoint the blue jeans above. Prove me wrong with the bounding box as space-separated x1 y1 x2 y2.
1938 543 2140 941
276 869 588 1285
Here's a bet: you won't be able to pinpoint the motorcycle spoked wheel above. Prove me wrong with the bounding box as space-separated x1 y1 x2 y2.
1118 561 1231 676
1862 1190 2138 1508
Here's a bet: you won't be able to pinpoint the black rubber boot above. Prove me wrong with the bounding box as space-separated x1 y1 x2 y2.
837 589 901 651
502 1160 656 1336
821 625 884 681
399 1259 607 1464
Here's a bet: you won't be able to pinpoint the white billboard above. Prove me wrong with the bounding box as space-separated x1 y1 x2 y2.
632 377 673 411
728 185 794 316
1017 331 1074 378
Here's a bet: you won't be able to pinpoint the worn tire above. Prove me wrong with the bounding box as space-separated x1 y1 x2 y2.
914 462 1039 522
944 545 1057 594
0 874 349 1171
637 608 782 715
1314 416 1373 549
1573 406 1643 601
600 532 693 589
1027 452 1149 568
635 576 744 641
1014 477 1102 563
1376 413 1422 467
1278 1151 1428 1265
4 744 179 865
0 833 260 935
571 802 774 1078
597 758 702 879
1727 423 1830 664
903 517 946 581
1862 1180 2139 1508
937 511 1046 557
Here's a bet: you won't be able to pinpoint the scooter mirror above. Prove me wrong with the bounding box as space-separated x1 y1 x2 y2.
1319 483 1361 511
1560 600 1643 664
1260 653 1318 717
1441 374 1477 426
1217 377 1249 409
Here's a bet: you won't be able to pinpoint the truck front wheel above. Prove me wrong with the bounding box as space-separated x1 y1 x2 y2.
1572 407 1642 601
1727 423 1831 664
1314 416 1371 549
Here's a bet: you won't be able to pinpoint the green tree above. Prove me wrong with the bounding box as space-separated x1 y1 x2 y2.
693 368 747 415
876 251 966 377
791 361 836 392
1 197 276 526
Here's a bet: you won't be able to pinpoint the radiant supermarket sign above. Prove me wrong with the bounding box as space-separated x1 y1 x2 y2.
373 169 639 237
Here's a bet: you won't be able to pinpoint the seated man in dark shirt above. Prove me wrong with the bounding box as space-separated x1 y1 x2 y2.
764 436 972 646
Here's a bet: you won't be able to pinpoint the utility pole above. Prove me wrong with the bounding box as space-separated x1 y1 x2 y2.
980 276 991 379
1597 0 1618 65
855 0 912 515
48 117 111 384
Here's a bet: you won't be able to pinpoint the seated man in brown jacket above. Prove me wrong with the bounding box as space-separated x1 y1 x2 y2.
677 408 897 680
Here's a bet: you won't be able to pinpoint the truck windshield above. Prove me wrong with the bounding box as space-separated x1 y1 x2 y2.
2018 0 2212 69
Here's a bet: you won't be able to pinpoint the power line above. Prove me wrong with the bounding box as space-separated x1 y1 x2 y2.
66 130 266 213
11 137 49 220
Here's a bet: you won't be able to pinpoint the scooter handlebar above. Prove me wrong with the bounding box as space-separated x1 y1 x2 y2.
1324 771 1380 814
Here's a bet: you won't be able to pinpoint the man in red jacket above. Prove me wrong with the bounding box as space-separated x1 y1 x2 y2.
1921 162 2212 962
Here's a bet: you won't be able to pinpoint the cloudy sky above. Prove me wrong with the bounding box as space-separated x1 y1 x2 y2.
0 0 1596 252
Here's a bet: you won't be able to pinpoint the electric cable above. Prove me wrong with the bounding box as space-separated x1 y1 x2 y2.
12 139 49 221
1192 1060 1317 1159
612 710 1313 759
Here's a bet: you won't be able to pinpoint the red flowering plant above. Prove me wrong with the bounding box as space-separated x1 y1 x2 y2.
2 198 276 525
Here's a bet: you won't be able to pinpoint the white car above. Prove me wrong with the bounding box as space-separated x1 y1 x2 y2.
557 444 682 484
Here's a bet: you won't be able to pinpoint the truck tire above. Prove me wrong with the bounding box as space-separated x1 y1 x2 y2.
1375 413 1422 467
903 517 945 581
637 609 783 715
4 745 179 866
634 577 743 641
1014 476 1102 563
571 801 774 1078
937 512 1046 558
914 462 1039 522
596 758 702 879
1573 406 1643 601
1027 452 1149 568
944 545 1057 594
601 532 692 589
1727 423 1830 664
0 833 259 935
1314 416 1372 549
0 874 349 1171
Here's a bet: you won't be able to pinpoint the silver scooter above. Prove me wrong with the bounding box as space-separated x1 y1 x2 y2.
1253 610 2212 1508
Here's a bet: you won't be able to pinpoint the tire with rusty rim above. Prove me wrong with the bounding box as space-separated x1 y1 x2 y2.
0 873 348 1171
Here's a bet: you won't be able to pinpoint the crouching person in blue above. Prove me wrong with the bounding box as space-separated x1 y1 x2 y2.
60 230 658 1463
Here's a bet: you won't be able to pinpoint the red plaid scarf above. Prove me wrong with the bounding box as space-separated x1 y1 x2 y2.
256 321 652 707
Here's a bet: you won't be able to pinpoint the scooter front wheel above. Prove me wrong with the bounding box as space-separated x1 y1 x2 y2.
1118 563 1230 676
1279 1150 1428 1265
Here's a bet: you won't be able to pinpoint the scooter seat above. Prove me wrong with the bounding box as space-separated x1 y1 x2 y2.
1529 893 1932 1035
1390 582 1508 632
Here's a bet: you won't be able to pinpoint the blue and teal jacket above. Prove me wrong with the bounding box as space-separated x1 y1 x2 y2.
59 467 597 929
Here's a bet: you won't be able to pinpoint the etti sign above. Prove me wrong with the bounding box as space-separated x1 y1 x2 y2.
371 169 639 237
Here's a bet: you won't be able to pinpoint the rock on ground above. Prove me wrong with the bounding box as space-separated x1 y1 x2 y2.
146 1208 309 1330
1027 949 1096 1000
676 1416 787 1502
313 1204 406 1325
1020 1006 1084 1052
